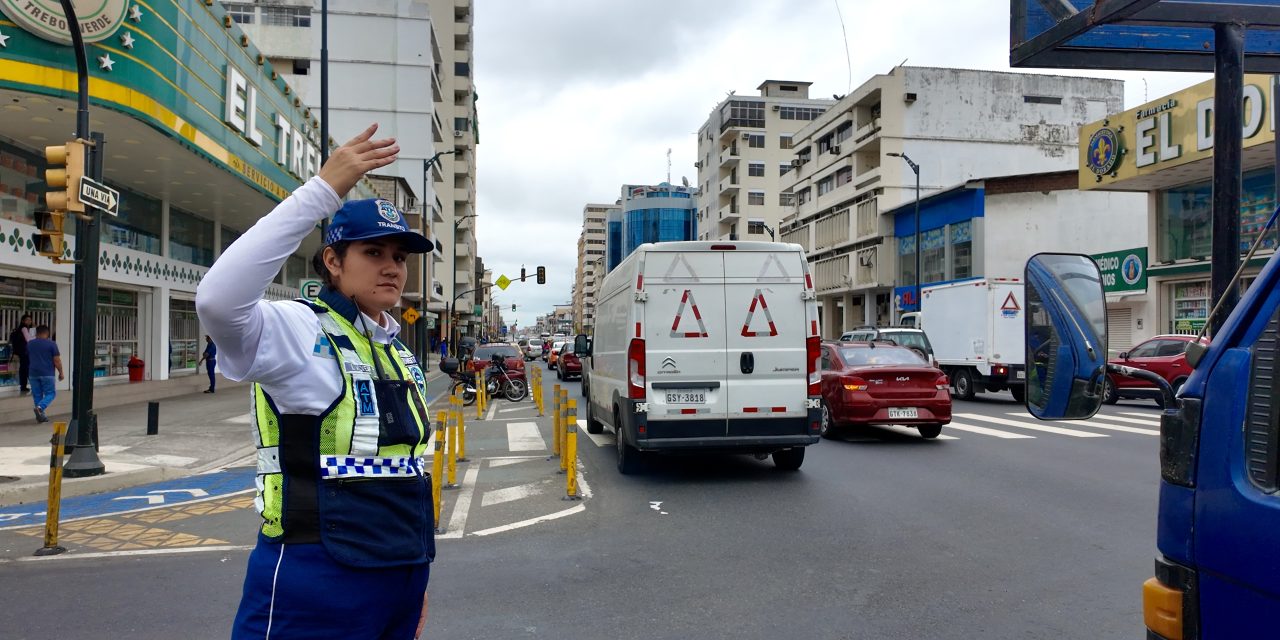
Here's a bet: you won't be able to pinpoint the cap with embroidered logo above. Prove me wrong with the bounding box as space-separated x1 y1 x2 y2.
324 199 431 253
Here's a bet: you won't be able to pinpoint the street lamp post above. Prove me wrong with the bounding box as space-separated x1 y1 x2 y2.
887 152 921 317
416 151 456 368
448 212 478 356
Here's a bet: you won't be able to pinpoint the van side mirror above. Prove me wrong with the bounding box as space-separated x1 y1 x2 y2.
574 334 592 357
1023 253 1109 420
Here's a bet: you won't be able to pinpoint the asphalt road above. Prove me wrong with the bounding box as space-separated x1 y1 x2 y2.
0 364 1162 639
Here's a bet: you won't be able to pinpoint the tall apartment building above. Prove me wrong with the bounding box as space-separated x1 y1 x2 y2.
226 0 479 341
573 203 616 331
780 66 1123 336
695 81 835 242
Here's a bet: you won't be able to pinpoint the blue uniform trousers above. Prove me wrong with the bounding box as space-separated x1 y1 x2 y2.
232 535 429 639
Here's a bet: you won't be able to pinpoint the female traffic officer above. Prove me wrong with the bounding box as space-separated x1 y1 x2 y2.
196 124 434 639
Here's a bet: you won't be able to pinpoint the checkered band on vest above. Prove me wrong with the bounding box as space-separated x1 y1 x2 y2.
321 455 425 479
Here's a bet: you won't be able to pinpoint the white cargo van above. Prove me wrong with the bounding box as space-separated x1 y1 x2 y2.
578 241 822 473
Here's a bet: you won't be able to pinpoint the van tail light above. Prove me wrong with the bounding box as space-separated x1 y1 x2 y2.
993 364 1008 376
935 375 949 390
842 376 868 392
806 336 821 396
628 338 646 400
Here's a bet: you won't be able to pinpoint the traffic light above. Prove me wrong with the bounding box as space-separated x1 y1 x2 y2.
536 266 546 285
512 304 517 312
520 267 527 282
32 210 65 258
45 140 87 214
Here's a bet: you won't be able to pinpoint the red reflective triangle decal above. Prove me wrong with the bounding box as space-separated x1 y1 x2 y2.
670 289 709 338
741 289 779 337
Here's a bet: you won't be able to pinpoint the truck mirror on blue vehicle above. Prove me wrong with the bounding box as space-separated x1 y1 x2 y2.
1023 253 1109 420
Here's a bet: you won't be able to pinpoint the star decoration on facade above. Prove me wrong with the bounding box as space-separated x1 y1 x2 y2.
129 5 144 22
0 30 9 48
98 54 115 71
120 32 135 49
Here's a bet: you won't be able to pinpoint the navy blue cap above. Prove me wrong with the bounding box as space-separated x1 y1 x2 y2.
324 199 431 253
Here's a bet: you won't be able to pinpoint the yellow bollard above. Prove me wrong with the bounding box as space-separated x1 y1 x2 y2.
432 411 445 531
565 400 580 500
34 421 68 556
446 399 458 489
559 388 570 473
457 393 468 462
552 383 562 458
477 369 486 418
535 367 545 416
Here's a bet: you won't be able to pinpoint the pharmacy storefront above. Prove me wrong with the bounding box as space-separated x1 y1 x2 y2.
0 0 367 393
1079 74 1276 339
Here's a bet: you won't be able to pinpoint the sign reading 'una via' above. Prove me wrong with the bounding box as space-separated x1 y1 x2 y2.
79 177 119 216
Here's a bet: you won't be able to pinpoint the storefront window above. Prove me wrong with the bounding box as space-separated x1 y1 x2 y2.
170 207 215 266
170 299 199 371
95 287 139 377
0 141 46 227
920 228 946 284
1160 169 1277 262
952 221 973 279
898 235 916 287
1169 280 1209 334
0 277 58 389
102 187 162 255
221 225 242 254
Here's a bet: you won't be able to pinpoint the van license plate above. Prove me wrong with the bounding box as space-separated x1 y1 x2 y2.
666 390 706 404
1015 370 1025 380
888 407 919 419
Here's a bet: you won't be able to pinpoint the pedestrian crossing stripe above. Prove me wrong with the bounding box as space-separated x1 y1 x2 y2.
946 421 1036 439
953 414 1107 438
1008 413 1158 436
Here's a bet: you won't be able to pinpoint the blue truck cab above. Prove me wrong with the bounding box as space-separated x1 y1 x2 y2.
1025 252 1280 639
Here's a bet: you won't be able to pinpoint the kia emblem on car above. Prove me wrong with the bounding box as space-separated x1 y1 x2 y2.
897 376 910 382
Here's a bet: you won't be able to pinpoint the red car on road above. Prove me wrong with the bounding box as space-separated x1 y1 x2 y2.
1104 334 1207 406
468 343 526 374
818 341 951 439
557 346 582 381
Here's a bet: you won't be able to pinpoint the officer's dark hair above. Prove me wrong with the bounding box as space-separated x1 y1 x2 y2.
312 240 352 288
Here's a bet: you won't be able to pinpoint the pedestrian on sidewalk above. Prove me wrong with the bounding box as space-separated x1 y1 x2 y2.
26 325 62 423
197 335 217 393
440 336 448 360
7 314 34 395
196 124 433 639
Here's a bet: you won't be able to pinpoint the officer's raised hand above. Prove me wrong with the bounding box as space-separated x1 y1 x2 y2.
318 123 399 198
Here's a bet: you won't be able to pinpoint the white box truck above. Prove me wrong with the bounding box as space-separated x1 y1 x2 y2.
579 241 822 473
914 278 1027 402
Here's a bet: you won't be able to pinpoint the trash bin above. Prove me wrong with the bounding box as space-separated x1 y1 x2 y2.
127 355 145 382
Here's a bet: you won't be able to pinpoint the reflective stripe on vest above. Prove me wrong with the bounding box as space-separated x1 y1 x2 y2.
316 312 382 457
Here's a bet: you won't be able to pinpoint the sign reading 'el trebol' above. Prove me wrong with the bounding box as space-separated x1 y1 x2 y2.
0 0 129 45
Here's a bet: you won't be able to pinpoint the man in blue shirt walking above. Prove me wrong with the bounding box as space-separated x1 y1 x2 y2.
26 325 62 423
197 335 217 393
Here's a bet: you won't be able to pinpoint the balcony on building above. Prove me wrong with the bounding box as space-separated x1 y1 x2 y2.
719 144 740 167
814 253 853 293
719 203 741 222
455 21 472 49
718 175 739 194
455 0 472 20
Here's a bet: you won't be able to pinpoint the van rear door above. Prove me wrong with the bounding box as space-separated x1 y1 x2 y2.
643 251 729 432
723 250 808 431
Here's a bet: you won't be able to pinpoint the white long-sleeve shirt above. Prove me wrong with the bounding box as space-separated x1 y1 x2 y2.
195 177 402 415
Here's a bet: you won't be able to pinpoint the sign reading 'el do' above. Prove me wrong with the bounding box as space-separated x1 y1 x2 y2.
0 0 129 45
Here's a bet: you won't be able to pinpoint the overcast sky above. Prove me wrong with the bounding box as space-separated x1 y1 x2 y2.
472 0 1209 331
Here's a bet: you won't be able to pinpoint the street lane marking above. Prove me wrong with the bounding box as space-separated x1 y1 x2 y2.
0 544 255 563
485 402 497 421
438 464 480 540
577 419 613 447
954 414 1107 438
1095 414 1162 426
488 457 540 468
1120 412 1164 419
1005 413 1159 436
481 479 551 507
0 488 257 532
469 504 586 537
506 422 547 451
498 406 536 414
223 414 252 424
946 422 1036 439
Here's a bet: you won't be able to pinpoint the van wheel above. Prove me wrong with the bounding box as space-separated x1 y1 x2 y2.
1009 385 1025 404
585 398 603 434
615 408 640 475
772 447 805 471
953 369 976 400
1102 377 1119 404
918 424 943 439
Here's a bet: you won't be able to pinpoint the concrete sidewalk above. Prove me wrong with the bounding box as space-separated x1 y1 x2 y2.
0 353 451 506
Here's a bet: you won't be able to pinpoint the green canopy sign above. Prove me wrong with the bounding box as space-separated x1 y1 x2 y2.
1092 247 1147 294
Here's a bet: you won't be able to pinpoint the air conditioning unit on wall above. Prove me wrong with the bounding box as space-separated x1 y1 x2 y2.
453 130 464 138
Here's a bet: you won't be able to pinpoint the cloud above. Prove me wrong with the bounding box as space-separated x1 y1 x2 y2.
473 0 1212 329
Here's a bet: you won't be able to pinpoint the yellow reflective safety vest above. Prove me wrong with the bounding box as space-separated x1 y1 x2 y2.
251 292 434 568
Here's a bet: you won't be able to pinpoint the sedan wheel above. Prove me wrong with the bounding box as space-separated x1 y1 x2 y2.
819 401 838 439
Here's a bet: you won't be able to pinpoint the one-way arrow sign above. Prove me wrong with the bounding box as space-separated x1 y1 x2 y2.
79 176 120 216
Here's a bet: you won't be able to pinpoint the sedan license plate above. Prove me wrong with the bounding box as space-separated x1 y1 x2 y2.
888 407 919 419
666 390 706 405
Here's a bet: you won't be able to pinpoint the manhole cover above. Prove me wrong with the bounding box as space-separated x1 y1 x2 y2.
0 476 21 484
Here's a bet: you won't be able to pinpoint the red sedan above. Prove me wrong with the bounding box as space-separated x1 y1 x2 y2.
468 343 526 374
818 341 951 439
557 347 582 381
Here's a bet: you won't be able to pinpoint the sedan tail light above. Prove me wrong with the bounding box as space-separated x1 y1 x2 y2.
842 376 868 391
935 374 950 390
